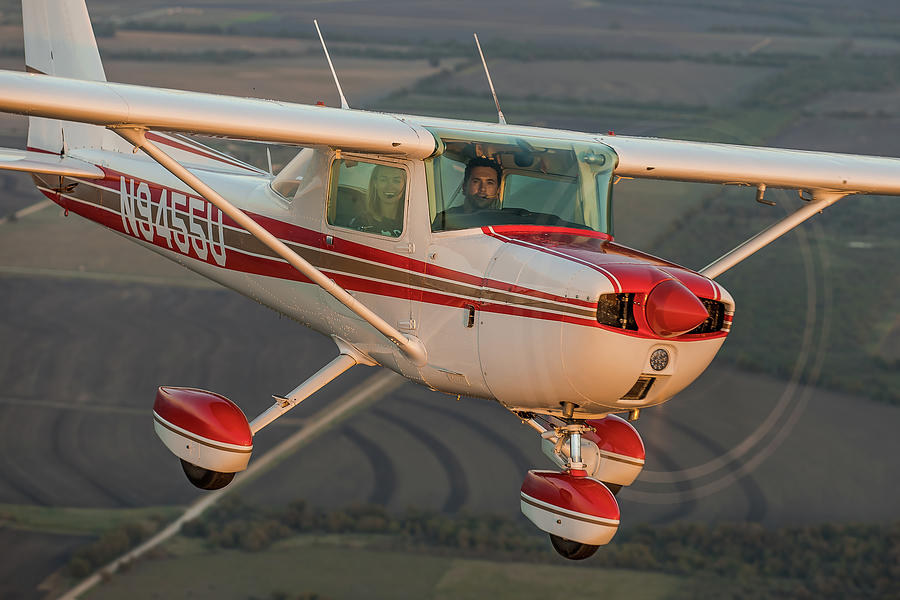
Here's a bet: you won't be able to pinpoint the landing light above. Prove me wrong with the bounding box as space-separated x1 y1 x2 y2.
649 349 669 371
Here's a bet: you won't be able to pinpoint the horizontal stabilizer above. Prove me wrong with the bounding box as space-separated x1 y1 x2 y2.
0 147 103 178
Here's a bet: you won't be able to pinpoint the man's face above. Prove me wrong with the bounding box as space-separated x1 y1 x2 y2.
464 166 500 209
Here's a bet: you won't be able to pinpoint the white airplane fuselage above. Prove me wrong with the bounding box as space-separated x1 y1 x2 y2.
32 133 733 420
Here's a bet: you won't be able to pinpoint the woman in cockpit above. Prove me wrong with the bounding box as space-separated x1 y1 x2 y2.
352 164 406 237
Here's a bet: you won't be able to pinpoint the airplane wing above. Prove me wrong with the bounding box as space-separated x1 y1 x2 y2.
2 69 900 198
0 147 103 178
0 70 437 160
596 134 900 197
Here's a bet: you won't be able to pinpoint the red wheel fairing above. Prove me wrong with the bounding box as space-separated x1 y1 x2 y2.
154 386 252 447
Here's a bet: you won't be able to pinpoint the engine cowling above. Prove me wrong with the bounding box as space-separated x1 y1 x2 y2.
153 386 253 473
520 470 619 546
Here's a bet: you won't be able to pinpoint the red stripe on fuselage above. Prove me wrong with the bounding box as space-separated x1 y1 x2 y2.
94 168 601 310
26 146 61 156
54 168 727 340
485 227 726 305
485 227 624 293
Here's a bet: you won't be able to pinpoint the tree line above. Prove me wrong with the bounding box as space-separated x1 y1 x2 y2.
62 496 898 598
176 496 897 599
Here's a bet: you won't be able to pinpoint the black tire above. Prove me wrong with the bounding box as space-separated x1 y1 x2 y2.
549 534 599 560
180 459 234 490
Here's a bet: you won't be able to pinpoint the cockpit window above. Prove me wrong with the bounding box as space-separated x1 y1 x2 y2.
327 158 407 238
427 129 616 234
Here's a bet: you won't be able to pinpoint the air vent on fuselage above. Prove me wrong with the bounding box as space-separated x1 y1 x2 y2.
622 376 654 400
597 293 637 330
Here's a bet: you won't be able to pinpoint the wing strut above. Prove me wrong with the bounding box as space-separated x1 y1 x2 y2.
700 190 846 279
249 337 374 434
113 127 427 366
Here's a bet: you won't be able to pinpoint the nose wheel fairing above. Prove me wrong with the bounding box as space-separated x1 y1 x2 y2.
521 470 620 547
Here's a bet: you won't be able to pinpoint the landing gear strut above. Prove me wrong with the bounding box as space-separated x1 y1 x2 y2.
545 407 601 560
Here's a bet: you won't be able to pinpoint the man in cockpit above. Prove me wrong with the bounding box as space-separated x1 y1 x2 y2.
432 157 502 230
461 157 501 211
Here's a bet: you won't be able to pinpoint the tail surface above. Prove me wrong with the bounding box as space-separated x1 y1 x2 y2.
23 0 110 153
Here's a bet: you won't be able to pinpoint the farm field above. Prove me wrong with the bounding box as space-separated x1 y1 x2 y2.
423 59 777 107
62 0 898 58
0 52 449 111
0 528 89 600
80 537 688 600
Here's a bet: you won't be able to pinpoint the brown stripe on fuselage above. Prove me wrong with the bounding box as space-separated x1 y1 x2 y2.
36 174 121 213
64 178 599 321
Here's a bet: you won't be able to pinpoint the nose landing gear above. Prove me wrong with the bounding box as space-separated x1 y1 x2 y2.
519 406 622 560
520 469 619 559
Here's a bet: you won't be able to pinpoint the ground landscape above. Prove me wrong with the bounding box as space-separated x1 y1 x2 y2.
0 0 898 598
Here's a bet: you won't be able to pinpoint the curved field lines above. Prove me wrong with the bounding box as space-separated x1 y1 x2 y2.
342 424 396 506
243 389 545 515
373 407 470 512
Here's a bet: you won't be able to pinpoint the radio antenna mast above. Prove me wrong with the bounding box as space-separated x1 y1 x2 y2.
314 20 350 110
473 33 506 125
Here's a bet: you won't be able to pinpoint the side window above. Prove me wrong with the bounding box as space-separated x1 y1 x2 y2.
327 159 407 238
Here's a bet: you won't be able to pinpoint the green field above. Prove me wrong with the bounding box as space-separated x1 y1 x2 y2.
24 497 898 600
81 535 689 600
0 503 180 536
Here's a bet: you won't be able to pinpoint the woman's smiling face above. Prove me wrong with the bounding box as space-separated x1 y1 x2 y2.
374 168 405 212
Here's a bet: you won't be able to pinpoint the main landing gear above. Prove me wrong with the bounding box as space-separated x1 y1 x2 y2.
150 340 644 563
518 403 645 560
151 338 372 492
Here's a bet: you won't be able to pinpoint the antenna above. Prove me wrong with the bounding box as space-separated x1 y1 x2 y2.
473 33 506 125
314 20 350 110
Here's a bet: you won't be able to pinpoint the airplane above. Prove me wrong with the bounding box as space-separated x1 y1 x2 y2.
1 0 898 561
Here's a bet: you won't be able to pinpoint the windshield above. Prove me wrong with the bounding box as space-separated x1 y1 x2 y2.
428 129 616 234
270 147 327 202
